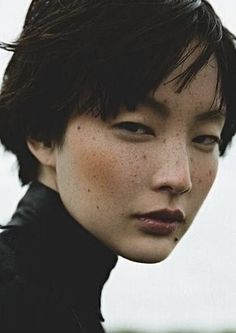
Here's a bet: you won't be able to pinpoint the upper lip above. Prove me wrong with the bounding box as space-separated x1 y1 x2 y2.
133 209 185 223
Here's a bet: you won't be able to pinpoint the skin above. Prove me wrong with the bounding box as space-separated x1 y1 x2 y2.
28 52 225 264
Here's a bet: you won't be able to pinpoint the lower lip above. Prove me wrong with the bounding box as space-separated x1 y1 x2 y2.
136 217 178 236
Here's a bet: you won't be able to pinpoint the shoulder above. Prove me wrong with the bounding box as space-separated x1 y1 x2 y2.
0 238 80 333
0 230 18 285
0 231 77 333
0 233 38 329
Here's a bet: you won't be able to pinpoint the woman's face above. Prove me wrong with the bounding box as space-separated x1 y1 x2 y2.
42 55 225 263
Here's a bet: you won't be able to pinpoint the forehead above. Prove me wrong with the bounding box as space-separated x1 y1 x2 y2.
152 55 220 111
131 53 225 126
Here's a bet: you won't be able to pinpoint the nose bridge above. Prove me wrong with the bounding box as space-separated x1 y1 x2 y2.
169 137 189 168
151 137 192 194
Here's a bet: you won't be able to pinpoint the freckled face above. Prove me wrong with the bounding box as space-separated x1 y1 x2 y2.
51 55 225 263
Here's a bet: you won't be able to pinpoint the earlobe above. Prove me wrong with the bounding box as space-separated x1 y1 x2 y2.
27 138 56 167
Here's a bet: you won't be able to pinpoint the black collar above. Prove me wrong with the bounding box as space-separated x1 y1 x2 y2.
7 181 118 320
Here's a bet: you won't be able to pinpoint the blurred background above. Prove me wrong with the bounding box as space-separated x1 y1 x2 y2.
0 1 236 332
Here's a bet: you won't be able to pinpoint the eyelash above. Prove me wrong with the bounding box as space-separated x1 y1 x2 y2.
113 122 155 135
193 135 220 146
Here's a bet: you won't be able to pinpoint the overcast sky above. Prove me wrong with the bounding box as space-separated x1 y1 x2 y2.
0 1 236 332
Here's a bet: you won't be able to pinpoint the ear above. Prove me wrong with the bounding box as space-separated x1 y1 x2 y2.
27 138 56 168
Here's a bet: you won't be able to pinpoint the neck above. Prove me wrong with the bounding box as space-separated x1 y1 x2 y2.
10 181 118 316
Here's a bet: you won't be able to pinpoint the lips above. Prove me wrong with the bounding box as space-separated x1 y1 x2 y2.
133 209 185 236
134 209 185 223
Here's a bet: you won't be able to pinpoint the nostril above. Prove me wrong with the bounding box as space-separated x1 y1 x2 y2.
159 185 173 192
159 183 192 195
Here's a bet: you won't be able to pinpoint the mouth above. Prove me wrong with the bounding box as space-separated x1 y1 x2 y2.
132 209 185 236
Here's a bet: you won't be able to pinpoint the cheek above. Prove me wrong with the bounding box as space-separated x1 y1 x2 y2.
193 155 218 200
69 144 145 198
78 151 123 193
181 156 218 229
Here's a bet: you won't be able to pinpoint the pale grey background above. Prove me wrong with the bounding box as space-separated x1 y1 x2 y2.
0 1 236 331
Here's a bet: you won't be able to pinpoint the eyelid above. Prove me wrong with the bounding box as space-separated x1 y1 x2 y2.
113 121 155 135
193 135 221 145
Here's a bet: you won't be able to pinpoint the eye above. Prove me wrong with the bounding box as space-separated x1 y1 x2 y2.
113 122 155 136
193 135 220 147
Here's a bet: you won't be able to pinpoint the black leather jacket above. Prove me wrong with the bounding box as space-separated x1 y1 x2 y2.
0 182 118 333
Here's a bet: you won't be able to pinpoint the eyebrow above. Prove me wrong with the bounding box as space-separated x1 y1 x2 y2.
139 96 226 123
194 109 226 123
139 96 169 118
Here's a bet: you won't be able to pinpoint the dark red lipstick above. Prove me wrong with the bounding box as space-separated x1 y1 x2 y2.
133 209 185 236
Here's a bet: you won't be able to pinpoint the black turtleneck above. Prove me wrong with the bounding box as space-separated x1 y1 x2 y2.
0 182 118 333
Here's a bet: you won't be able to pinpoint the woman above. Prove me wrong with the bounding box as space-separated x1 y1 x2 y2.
0 0 235 332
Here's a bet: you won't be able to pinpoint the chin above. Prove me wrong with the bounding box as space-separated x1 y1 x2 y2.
122 252 172 264
117 240 178 264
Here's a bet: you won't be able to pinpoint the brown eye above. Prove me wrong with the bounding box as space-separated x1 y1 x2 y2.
113 122 154 135
193 135 220 146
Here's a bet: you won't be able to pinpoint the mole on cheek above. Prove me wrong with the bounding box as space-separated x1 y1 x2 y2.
77 126 81 130
208 170 213 177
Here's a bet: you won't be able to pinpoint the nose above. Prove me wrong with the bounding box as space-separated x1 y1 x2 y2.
151 143 193 196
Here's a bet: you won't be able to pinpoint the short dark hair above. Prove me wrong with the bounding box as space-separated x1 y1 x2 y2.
0 0 236 185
